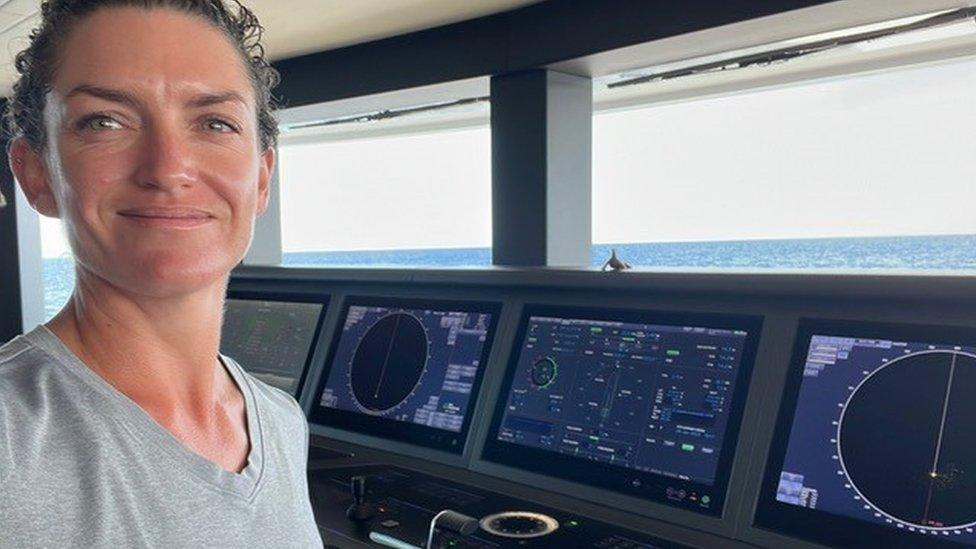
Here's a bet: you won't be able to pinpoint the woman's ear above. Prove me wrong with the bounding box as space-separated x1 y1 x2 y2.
255 146 274 216
9 136 59 218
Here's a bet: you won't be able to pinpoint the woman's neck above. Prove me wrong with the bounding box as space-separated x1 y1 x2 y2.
46 267 233 420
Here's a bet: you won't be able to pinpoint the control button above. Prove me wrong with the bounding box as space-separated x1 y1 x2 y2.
379 519 400 529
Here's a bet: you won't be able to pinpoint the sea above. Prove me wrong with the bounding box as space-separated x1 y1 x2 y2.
41 234 976 320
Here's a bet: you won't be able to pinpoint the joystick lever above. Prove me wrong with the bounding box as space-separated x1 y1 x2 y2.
346 475 376 521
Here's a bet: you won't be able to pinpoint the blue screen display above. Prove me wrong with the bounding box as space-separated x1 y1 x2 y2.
776 334 976 544
496 315 751 487
320 304 493 433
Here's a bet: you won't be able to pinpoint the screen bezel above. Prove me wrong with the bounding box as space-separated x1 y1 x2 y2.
222 290 330 399
481 304 763 517
755 318 976 548
309 295 501 454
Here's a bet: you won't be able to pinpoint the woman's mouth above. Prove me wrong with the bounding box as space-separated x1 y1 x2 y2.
117 207 215 229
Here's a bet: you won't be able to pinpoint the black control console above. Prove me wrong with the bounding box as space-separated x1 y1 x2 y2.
309 446 353 462
308 464 689 548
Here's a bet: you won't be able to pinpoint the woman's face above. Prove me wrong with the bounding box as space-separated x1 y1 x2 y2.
16 7 273 298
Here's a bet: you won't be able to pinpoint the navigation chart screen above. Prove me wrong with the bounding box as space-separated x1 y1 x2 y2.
221 298 325 396
483 306 761 515
759 319 976 547
313 297 499 453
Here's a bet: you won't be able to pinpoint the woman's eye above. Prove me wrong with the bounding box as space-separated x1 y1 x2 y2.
82 116 123 131
205 119 237 133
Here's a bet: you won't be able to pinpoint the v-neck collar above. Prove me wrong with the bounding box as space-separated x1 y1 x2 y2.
26 325 265 501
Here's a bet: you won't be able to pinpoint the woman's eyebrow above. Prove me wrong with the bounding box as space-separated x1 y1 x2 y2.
61 85 246 110
64 84 141 109
187 91 247 109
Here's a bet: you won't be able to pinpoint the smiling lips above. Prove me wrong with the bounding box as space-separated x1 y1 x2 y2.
117 207 215 228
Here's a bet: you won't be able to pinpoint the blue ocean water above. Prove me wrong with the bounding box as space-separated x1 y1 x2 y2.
41 234 976 319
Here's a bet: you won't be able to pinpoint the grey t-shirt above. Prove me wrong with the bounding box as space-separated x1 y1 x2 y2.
0 326 323 548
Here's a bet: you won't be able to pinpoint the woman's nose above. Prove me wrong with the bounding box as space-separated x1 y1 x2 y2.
134 122 197 191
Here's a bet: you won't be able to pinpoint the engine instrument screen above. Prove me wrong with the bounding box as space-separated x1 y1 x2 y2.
220 296 326 397
311 297 499 453
483 305 761 516
756 319 976 548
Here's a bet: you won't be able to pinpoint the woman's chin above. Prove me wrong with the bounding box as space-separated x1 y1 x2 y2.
72 240 247 298
87 254 237 299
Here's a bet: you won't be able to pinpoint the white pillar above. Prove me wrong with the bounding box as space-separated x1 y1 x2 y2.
15 185 44 332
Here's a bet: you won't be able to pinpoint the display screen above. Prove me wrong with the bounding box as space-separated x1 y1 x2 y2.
220 296 327 397
483 306 761 516
756 319 976 548
310 297 499 453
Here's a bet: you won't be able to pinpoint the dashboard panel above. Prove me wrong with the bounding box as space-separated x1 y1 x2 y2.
482 305 762 516
226 267 976 548
755 319 976 548
309 296 500 454
220 290 329 397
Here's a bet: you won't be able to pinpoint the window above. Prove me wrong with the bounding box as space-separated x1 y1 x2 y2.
592 56 976 270
279 126 491 267
276 80 492 268
40 217 74 321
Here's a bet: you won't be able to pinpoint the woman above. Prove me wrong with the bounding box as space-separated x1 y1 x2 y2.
0 1 322 547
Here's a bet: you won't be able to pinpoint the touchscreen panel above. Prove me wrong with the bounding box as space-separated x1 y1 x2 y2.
221 297 327 397
483 306 761 516
756 319 976 548
311 297 499 453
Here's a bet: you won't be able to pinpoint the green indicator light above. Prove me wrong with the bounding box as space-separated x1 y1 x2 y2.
681 444 695 452
568 520 579 527
589 436 599 441
667 350 680 356
702 495 711 504
591 327 603 333
622 337 635 342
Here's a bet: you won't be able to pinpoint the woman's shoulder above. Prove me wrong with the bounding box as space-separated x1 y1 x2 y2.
0 331 64 487
0 333 39 370
0 330 63 399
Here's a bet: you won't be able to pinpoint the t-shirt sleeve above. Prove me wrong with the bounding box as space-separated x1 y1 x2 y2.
290 396 309 465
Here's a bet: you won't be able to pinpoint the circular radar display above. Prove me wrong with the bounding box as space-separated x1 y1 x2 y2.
350 312 429 413
530 357 558 388
838 350 976 530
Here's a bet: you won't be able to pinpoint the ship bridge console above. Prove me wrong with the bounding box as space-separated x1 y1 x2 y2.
221 267 976 549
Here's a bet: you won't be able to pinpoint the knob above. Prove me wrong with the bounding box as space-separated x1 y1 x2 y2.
346 475 376 521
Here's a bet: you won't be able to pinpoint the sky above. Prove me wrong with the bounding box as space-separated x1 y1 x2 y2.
40 56 976 258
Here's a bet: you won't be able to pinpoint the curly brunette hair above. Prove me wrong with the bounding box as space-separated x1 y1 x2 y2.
5 0 280 150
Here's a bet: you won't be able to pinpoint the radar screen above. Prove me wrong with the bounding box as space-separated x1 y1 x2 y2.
756 319 976 548
220 295 327 397
310 297 499 453
482 305 762 516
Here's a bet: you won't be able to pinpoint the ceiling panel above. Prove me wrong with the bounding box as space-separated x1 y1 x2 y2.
0 11 29 32
0 0 39 16
0 0 544 96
